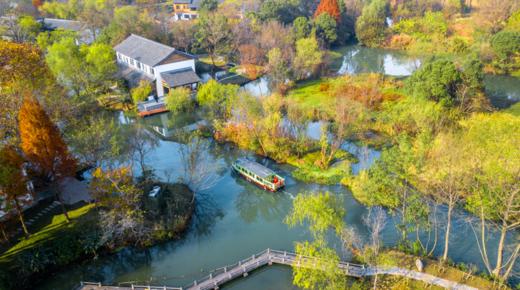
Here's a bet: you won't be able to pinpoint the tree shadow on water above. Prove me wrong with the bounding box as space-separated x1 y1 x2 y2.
189 191 224 237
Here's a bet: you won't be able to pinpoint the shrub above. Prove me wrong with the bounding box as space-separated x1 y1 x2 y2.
131 80 152 105
165 87 194 114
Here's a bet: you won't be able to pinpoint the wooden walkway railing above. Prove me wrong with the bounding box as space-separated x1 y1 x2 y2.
79 248 477 290
184 248 366 290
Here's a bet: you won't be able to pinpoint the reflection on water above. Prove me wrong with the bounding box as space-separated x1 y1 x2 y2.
241 77 270 97
335 45 420 76
484 74 520 108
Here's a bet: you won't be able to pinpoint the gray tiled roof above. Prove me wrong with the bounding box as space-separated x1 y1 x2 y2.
114 34 176 67
42 18 82 31
173 0 200 8
161 69 201 87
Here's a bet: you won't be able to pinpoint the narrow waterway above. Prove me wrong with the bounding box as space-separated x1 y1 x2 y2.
37 45 520 290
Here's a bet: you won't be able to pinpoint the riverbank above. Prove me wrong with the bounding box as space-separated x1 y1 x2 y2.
0 182 194 290
358 250 510 290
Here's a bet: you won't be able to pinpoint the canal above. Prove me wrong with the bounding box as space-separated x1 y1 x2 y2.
37 45 519 290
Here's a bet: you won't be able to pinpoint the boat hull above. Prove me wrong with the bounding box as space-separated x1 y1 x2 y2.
232 167 284 192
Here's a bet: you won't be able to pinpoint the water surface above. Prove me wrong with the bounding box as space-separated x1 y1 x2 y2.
37 111 519 290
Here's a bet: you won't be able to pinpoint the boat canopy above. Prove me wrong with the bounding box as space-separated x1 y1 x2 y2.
234 158 277 180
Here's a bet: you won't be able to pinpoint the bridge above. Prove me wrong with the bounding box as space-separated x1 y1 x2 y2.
78 248 477 290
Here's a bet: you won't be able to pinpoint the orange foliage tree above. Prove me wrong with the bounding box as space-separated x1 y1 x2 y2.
0 41 57 144
18 96 76 221
314 0 341 22
0 146 31 236
32 0 43 7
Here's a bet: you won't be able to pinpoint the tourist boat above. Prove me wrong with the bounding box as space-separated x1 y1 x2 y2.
232 158 285 192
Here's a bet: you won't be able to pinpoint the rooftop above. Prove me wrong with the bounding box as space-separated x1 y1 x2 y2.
161 69 201 87
41 18 82 31
173 0 200 8
114 34 178 67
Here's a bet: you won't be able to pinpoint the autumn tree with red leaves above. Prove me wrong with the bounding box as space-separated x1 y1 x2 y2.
0 146 31 236
18 96 76 221
314 0 341 22
32 0 43 8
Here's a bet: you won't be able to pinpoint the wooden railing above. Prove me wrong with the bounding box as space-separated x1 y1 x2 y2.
184 248 366 290
79 248 477 290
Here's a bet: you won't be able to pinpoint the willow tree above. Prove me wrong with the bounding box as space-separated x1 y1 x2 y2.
0 146 31 236
18 96 76 221
286 192 347 290
462 113 520 281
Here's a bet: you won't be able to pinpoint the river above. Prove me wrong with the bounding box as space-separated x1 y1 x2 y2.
37 45 520 290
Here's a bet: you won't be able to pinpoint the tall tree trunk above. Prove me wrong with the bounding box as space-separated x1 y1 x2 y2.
0 223 8 242
492 222 508 277
14 199 29 236
502 243 520 280
55 186 70 222
209 52 216 78
373 273 378 290
442 202 453 262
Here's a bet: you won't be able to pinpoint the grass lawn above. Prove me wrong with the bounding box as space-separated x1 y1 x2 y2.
0 203 95 260
97 94 132 111
286 79 336 119
505 102 520 117
287 150 357 184
198 56 227 67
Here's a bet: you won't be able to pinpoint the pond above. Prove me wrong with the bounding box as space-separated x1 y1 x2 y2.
37 108 519 290
242 45 520 109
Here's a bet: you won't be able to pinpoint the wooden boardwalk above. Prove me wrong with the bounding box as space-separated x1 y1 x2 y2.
78 248 477 290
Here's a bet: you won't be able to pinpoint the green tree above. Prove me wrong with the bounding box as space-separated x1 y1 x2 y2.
131 80 152 105
96 5 154 45
505 9 520 32
66 115 126 169
490 30 520 75
40 0 79 19
83 43 117 84
37 28 77 51
90 166 148 247
355 0 387 47
196 80 238 121
266 48 291 92
17 15 41 42
165 87 193 114
199 0 218 11
195 12 232 76
293 16 312 40
314 13 337 46
286 192 347 290
293 36 323 80
462 113 520 281
405 58 461 107
46 37 116 97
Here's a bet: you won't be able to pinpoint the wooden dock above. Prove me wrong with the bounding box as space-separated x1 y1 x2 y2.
78 248 477 290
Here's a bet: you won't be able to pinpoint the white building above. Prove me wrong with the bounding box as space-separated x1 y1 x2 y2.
114 34 200 98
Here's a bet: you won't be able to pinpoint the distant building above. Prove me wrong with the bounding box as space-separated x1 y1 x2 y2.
40 18 94 44
172 0 200 20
